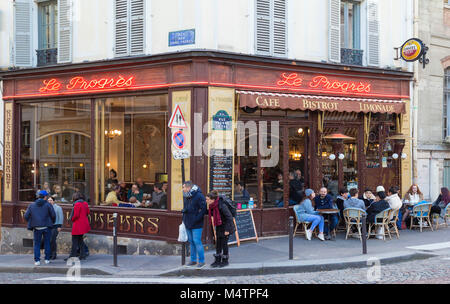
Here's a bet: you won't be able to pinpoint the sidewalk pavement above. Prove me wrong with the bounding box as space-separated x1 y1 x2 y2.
0 226 448 277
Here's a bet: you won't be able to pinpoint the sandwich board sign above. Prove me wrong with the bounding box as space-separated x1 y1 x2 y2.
168 104 188 129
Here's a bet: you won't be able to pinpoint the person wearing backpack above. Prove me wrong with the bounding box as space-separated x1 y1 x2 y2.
206 190 236 268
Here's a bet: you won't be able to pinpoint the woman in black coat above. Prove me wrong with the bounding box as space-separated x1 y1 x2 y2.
366 191 390 224
206 190 236 268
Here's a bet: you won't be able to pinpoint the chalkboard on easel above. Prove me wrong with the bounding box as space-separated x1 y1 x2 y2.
228 209 258 245
211 209 258 247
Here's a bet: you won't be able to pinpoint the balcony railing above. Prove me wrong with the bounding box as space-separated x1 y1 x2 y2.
36 48 58 67
341 48 363 66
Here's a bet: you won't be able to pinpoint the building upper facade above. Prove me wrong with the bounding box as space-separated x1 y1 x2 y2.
0 0 413 71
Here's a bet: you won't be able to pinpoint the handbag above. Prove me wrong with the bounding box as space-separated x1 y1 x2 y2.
178 222 188 242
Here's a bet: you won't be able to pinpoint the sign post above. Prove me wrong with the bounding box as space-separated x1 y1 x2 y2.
169 105 189 265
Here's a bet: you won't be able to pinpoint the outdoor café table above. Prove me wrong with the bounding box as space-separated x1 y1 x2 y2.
317 209 340 240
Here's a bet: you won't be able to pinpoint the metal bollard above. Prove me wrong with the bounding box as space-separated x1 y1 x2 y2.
113 213 118 267
289 216 294 260
361 214 367 254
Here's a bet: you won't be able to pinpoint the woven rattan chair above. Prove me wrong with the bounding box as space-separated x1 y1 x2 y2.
410 203 433 232
432 204 449 230
343 208 367 241
388 208 400 239
293 208 318 239
367 208 391 241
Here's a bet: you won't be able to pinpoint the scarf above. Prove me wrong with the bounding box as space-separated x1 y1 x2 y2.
208 198 222 227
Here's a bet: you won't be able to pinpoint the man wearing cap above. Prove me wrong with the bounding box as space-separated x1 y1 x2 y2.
24 190 56 266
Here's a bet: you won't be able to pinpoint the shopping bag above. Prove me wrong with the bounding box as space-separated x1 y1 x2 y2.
178 222 188 242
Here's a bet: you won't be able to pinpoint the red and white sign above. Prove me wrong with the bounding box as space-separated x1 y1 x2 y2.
168 104 188 129
172 130 185 149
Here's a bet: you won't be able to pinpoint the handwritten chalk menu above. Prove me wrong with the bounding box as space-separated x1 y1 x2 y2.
228 209 258 246
209 149 233 198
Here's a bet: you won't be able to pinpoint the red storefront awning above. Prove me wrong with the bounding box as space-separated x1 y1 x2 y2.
237 91 406 114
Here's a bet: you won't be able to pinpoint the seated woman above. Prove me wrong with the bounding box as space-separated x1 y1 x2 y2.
293 189 325 241
52 185 67 203
359 188 376 208
401 184 424 228
431 187 450 218
102 185 123 206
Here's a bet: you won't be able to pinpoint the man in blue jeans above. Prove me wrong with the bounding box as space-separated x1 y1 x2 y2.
182 181 207 269
314 187 339 240
24 190 56 266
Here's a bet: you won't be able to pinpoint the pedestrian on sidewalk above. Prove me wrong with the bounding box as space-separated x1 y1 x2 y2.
24 190 56 266
66 192 91 261
206 190 236 267
48 197 64 260
182 181 207 269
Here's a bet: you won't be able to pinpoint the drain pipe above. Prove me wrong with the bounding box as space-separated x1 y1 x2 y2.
411 0 419 185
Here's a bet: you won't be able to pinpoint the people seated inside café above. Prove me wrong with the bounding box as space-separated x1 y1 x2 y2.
62 180 76 202
128 184 144 202
234 181 250 203
271 172 284 206
144 183 167 209
136 177 153 195
102 185 123 206
162 182 168 193
51 184 67 203
106 169 119 191
36 182 52 198
314 187 338 239
278 171 303 207
120 196 142 208
118 181 128 202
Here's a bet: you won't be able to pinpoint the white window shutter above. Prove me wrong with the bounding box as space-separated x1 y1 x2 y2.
115 0 129 57
130 0 144 55
14 0 33 67
328 0 341 63
273 0 287 56
256 0 271 55
58 0 73 63
367 0 379 66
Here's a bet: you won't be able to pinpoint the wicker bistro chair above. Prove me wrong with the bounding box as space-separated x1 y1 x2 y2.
343 208 367 241
293 208 318 239
388 208 400 239
432 204 450 230
410 203 433 232
367 208 392 241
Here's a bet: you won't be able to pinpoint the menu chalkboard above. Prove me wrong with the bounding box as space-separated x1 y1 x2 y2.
209 149 233 198
228 209 258 245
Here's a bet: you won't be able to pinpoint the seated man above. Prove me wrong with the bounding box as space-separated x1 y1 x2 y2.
118 181 128 202
136 177 153 196
102 185 123 206
314 187 338 240
281 171 303 207
127 184 144 202
234 181 250 202
344 188 366 211
146 183 167 209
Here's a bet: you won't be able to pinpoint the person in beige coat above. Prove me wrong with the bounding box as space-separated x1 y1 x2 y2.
401 184 424 227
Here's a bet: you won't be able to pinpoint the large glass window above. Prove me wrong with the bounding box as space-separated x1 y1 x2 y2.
20 100 91 202
95 95 168 206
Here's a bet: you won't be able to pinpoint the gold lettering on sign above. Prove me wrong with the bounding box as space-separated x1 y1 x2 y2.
94 213 105 229
255 96 280 108
107 213 114 230
133 216 145 233
302 99 339 111
120 214 131 232
147 217 160 234
359 103 395 113
4 104 13 201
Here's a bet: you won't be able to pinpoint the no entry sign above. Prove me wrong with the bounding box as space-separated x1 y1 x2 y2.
172 130 185 149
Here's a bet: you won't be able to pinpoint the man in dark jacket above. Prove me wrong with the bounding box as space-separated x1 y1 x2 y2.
24 190 56 266
288 171 304 205
314 187 338 240
182 181 207 268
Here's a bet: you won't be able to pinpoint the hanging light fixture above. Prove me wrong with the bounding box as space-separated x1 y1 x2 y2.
105 129 122 139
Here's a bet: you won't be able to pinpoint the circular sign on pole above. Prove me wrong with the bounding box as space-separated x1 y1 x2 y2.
400 38 424 62
172 130 185 149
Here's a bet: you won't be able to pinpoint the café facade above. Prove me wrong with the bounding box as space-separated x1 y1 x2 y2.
1 50 413 254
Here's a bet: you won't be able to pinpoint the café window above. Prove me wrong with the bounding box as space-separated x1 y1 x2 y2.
94 94 168 206
19 100 91 202
340 0 361 50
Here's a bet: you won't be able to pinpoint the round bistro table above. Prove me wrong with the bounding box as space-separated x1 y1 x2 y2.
317 209 340 240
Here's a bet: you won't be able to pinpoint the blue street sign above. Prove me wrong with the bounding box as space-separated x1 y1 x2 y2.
169 29 195 47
